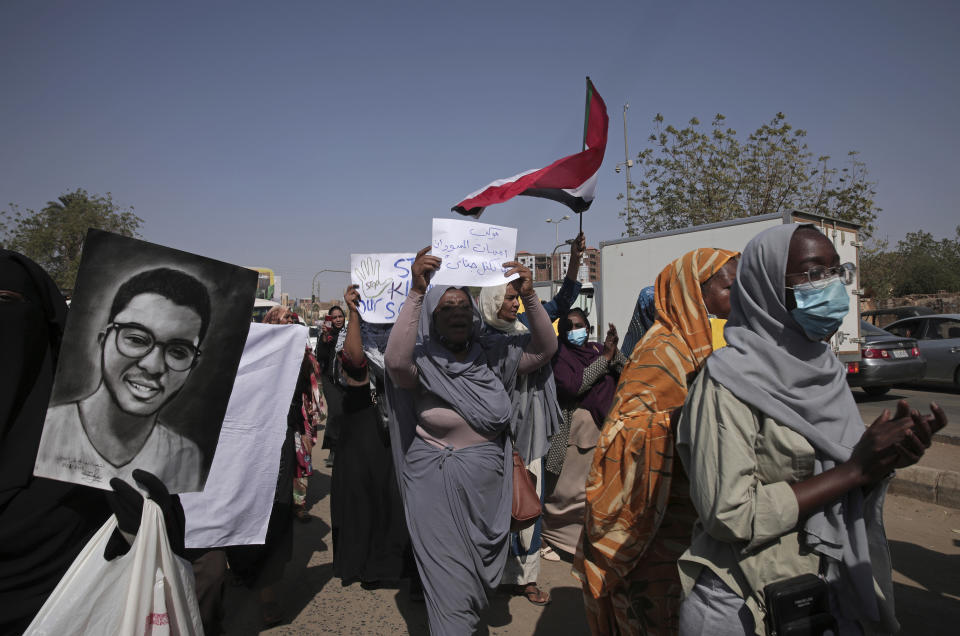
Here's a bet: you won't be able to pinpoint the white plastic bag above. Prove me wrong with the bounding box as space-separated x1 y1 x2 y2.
26 499 203 635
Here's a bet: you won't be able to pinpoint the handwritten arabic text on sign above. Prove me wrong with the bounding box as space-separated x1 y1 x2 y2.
430 218 519 287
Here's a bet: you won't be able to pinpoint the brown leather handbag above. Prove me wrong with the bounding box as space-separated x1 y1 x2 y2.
510 451 541 532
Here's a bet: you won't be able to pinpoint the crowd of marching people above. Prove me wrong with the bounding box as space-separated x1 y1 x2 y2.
1 221 951 636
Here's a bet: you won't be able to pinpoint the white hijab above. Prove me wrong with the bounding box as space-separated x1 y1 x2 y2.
478 283 528 334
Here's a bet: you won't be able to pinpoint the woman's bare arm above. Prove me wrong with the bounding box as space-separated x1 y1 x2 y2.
384 291 423 389
384 246 439 390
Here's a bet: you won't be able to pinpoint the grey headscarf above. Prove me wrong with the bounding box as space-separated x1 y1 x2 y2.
385 284 527 476
706 224 889 625
384 286 524 634
478 283 561 463
414 285 519 436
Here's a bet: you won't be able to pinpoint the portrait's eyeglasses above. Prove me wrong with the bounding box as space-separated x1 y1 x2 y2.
786 262 856 290
108 322 201 371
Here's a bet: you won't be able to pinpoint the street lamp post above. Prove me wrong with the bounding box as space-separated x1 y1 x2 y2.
311 269 351 308
550 242 568 283
545 215 570 278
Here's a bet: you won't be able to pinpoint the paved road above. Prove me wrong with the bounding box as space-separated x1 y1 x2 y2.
222 467 591 636
883 495 960 634
224 459 960 635
220 386 960 634
854 385 960 440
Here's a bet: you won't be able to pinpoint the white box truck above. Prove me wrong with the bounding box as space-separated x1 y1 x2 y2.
596 210 863 365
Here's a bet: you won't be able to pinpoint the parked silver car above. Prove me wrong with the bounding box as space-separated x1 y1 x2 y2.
846 321 925 396
884 314 960 389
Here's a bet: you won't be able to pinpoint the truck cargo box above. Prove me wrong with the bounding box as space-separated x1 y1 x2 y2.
597 210 862 362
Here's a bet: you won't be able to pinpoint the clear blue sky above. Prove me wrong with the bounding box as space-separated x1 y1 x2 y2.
2 0 957 301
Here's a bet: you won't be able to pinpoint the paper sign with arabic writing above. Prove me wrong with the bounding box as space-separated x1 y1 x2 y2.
430 218 519 287
350 253 420 323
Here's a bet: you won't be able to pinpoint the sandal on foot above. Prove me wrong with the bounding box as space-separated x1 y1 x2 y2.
540 545 561 561
515 583 551 606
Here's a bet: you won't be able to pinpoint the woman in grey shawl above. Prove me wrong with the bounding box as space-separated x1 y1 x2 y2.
676 224 946 635
384 247 557 635
478 282 561 606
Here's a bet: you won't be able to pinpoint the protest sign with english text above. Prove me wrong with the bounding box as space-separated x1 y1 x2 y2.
350 253 421 323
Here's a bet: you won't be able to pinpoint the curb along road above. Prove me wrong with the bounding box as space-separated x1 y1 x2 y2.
890 432 960 510
856 387 960 510
890 464 960 509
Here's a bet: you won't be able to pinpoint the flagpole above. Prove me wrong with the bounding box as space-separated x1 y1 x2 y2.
578 76 592 236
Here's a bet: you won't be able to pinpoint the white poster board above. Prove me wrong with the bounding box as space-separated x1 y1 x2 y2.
181 323 306 548
431 218 519 287
350 253 418 323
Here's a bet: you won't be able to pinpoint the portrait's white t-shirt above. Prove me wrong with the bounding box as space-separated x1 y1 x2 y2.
34 402 204 493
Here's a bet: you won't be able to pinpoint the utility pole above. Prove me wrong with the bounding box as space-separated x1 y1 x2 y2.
616 103 634 225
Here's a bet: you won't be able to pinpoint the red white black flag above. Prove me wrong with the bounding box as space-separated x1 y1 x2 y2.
452 78 609 218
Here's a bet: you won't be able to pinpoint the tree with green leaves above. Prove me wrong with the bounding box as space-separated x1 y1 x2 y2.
1 189 143 289
858 238 898 300
620 112 880 237
861 228 960 299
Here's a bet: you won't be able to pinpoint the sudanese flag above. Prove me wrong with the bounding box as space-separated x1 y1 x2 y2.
452 78 609 218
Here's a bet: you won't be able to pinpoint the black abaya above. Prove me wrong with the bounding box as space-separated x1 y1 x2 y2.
316 331 344 452
0 251 111 634
330 384 411 585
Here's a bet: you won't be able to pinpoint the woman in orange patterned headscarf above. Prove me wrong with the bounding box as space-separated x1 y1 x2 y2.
573 247 738 636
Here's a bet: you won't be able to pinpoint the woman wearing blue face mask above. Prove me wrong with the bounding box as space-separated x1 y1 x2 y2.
787 259 856 342
541 309 627 560
676 225 947 635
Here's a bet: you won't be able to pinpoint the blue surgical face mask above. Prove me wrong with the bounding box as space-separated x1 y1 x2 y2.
567 327 588 347
789 276 849 341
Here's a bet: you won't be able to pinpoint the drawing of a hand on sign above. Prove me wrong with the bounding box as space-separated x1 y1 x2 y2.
354 256 392 299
